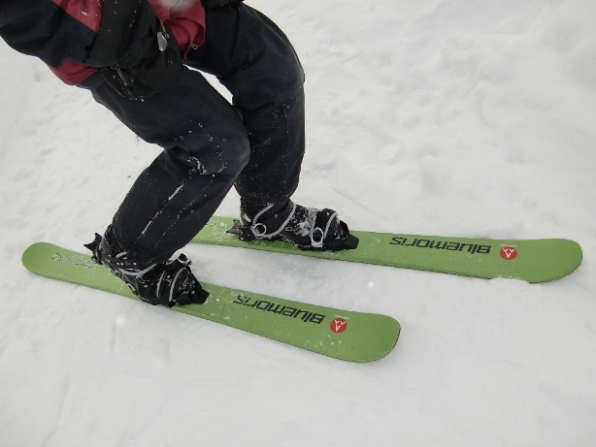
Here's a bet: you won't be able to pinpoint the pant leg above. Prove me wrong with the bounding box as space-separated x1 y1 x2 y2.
185 4 306 210
82 67 250 265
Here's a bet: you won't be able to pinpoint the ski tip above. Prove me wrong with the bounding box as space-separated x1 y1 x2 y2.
526 238 583 283
337 315 401 363
22 242 51 271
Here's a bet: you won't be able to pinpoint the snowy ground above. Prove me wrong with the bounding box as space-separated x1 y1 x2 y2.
1 0 596 445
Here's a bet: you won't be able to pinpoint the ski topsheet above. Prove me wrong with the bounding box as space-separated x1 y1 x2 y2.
192 216 583 283
22 243 400 362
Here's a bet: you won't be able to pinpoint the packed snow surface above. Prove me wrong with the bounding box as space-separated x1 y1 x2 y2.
1 0 595 445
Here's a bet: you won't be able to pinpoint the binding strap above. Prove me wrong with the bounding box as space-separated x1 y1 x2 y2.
228 207 359 252
84 233 146 271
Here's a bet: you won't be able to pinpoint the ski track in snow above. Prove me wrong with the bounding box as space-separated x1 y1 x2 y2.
1 0 596 446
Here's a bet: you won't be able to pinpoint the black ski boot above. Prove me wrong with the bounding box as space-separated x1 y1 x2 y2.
229 200 359 251
84 227 209 307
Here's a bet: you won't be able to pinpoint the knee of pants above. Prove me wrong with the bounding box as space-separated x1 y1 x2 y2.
270 53 305 97
235 58 305 103
174 122 251 178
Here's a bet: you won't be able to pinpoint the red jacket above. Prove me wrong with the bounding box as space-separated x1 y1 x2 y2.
50 0 206 85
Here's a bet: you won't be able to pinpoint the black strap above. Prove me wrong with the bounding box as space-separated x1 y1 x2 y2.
227 220 258 241
84 233 143 270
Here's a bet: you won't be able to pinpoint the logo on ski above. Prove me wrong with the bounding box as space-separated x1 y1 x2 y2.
233 295 325 324
51 252 96 269
330 318 348 334
499 246 518 260
390 236 492 255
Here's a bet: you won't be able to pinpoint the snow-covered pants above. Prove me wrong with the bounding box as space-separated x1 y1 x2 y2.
81 4 305 265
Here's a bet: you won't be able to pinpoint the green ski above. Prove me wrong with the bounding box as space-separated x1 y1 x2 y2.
22 243 400 362
192 216 582 283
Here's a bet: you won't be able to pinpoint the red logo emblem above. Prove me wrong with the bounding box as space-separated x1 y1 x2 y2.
330 318 348 334
500 246 518 260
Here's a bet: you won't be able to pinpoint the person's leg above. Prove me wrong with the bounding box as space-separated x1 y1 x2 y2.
185 4 306 212
82 66 250 265
185 4 357 251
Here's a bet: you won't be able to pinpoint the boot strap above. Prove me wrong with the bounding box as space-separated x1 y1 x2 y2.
228 207 359 251
84 233 144 271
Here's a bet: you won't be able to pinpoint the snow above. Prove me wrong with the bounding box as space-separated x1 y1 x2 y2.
1 0 596 445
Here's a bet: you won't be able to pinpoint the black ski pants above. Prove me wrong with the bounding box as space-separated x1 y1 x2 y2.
82 4 305 265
